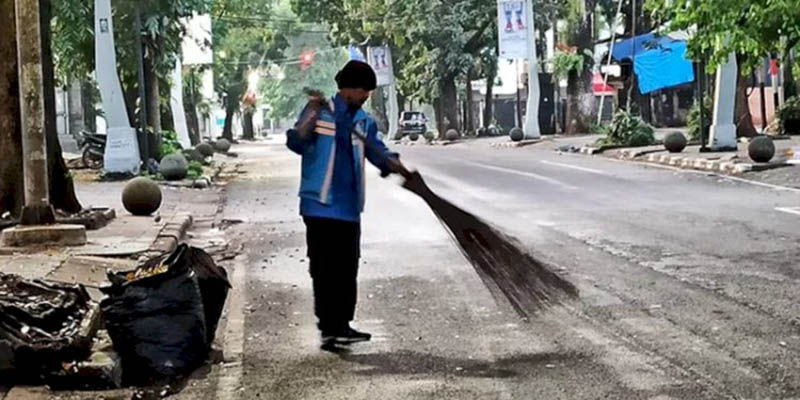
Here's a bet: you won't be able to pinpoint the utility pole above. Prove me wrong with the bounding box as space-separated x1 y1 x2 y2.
516 60 522 128
523 0 541 139
15 0 55 225
709 41 738 151
134 5 150 166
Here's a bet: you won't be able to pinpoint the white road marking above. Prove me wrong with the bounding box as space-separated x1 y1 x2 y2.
719 175 800 193
217 256 246 399
775 207 800 216
464 161 580 190
540 160 608 175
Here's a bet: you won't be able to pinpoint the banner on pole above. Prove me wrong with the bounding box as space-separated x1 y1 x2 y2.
367 46 394 86
497 0 529 59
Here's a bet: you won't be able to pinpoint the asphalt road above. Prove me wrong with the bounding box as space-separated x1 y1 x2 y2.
180 139 800 400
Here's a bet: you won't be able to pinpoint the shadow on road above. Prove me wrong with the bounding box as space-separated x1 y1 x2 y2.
335 349 587 379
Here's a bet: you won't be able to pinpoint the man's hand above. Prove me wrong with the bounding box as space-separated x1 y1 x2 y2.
295 94 326 139
401 171 431 197
385 157 412 179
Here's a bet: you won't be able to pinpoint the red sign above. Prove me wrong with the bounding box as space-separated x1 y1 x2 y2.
592 73 615 95
770 59 779 76
300 50 315 71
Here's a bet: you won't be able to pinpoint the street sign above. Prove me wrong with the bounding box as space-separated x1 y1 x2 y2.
497 0 529 59
367 46 394 86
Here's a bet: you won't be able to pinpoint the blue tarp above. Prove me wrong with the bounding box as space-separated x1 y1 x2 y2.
633 41 695 94
611 33 695 94
611 33 658 60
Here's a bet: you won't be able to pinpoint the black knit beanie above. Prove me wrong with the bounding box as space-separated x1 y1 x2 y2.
335 60 377 91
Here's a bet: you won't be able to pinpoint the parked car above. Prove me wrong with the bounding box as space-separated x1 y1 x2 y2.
397 111 428 139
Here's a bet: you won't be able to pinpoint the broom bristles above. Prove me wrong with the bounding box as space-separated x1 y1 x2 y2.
407 176 579 319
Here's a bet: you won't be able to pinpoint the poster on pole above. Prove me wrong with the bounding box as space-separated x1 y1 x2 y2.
497 0 529 59
367 46 394 86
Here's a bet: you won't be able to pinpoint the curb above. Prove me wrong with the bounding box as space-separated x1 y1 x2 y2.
578 147 601 155
490 139 546 148
143 212 193 258
394 140 425 146
394 140 460 146
640 153 760 174
575 146 790 175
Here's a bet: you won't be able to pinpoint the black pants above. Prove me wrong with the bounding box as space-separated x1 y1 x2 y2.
303 217 361 333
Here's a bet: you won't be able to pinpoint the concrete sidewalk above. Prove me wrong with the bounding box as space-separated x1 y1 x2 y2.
0 186 215 298
0 165 236 399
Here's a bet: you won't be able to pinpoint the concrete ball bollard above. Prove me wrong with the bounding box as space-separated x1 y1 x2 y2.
748 136 775 163
159 153 189 181
509 127 524 142
122 177 163 216
664 132 687 153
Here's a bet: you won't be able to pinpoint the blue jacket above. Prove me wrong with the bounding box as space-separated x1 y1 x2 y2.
286 96 397 217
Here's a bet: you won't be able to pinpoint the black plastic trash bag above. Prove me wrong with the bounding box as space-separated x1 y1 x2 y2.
100 244 230 381
101 246 207 380
182 245 231 345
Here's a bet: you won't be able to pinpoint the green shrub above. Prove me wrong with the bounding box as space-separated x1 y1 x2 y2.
777 96 800 134
187 161 204 180
594 110 656 147
687 96 712 141
160 131 182 157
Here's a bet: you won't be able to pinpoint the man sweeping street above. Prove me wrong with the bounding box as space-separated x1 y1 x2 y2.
286 60 407 350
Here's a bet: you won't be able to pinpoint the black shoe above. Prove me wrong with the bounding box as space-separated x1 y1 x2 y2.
335 326 371 344
320 335 340 351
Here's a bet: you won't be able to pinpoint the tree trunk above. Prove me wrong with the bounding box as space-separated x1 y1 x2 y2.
123 82 138 128
466 69 475 134
566 0 594 134
222 90 238 141
566 71 580 134
161 104 175 132
484 68 495 128
439 75 460 138
144 53 161 160
1 0 81 218
67 79 85 136
783 51 797 100
242 108 255 140
222 61 246 141
433 97 443 136
736 70 757 137
0 0 25 217
40 0 81 214
370 86 389 133
185 101 200 146
398 93 407 113
184 69 201 145
81 80 97 132
632 81 652 122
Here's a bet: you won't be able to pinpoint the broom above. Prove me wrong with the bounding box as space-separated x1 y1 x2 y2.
303 89 579 318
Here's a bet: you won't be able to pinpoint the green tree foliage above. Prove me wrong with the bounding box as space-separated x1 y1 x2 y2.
260 42 348 121
646 0 800 72
212 0 289 139
51 0 212 141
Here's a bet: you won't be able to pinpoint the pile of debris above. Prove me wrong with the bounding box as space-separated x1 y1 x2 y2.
0 275 97 378
0 243 230 391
